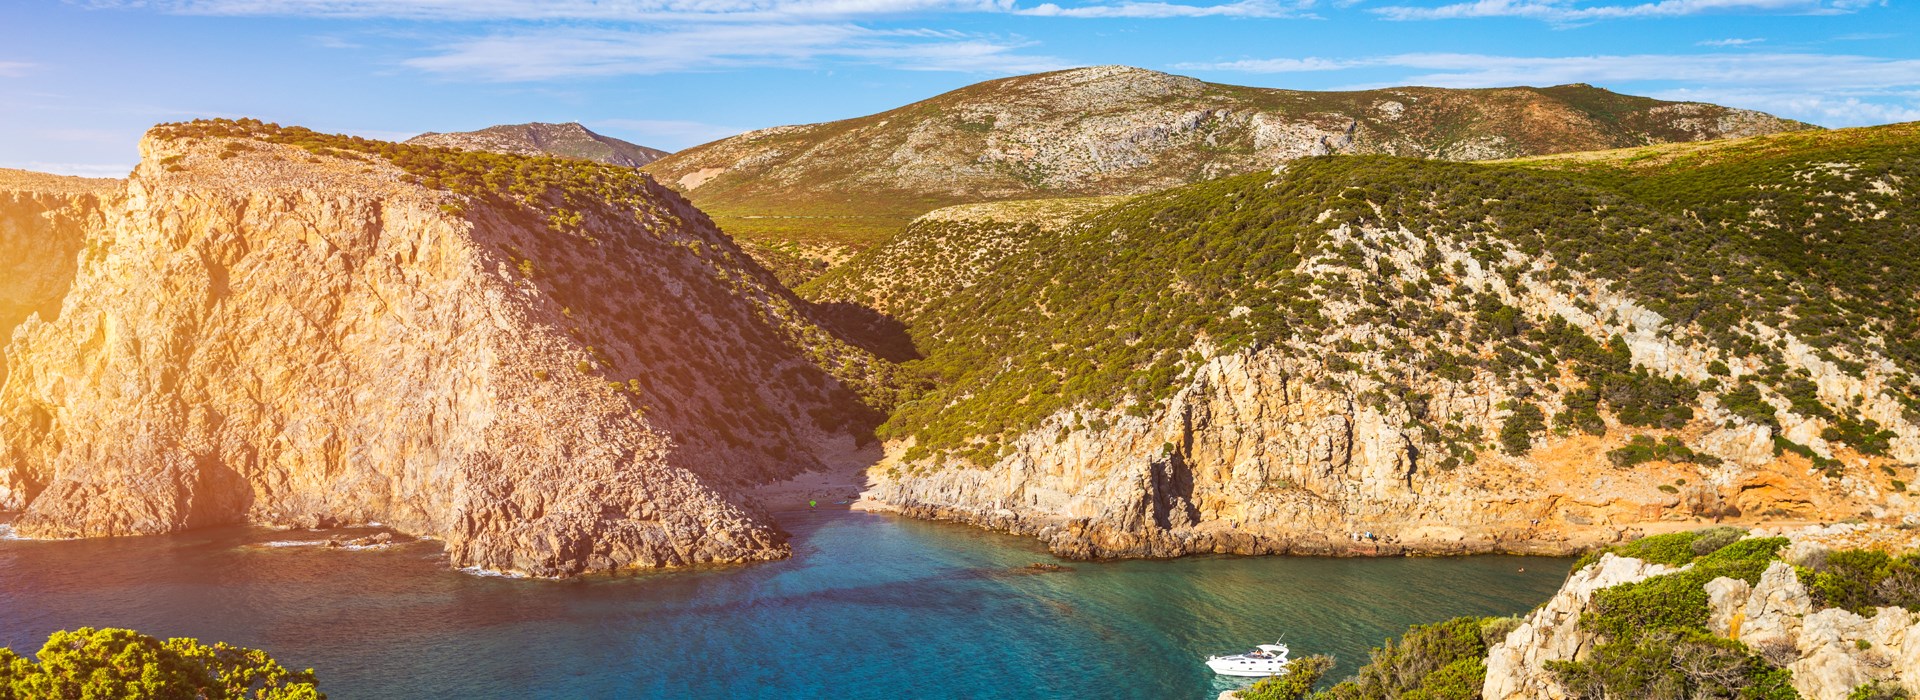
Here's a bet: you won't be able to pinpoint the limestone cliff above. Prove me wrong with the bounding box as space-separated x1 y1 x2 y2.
0 122 883 576
1482 531 1920 699
861 124 1920 561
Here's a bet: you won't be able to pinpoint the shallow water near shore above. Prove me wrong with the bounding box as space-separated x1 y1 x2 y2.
1 510 1567 699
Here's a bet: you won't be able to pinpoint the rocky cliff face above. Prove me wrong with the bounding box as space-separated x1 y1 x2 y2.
646 65 1812 266
1482 535 1920 699
860 125 1920 562
407 122 669 167
1483 553 1683 699
0 124 880 576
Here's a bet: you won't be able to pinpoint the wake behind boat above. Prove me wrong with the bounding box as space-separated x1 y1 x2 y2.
1206 642 1290 677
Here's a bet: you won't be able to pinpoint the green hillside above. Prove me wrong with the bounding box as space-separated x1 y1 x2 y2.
867 122 1920 466
646 66 1812 280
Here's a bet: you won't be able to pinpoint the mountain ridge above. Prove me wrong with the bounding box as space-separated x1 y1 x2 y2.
645 64 1815 278
407 121 670 168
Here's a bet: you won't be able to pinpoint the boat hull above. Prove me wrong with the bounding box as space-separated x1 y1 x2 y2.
1206 659 1288 677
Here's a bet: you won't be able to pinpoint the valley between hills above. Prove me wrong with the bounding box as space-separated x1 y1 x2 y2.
2 64 1918 699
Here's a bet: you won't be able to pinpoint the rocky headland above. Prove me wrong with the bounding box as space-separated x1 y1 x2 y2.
0 121 885 576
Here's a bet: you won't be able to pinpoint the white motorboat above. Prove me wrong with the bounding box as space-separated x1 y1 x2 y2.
1206 642 1291 677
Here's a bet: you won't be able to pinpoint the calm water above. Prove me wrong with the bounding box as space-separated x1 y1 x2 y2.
1 510 1566 699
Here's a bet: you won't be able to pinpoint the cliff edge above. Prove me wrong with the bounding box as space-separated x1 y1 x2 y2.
0 120 887 576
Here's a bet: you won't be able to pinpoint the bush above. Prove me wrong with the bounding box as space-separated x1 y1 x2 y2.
1547 629 1798 700
1848 681 1913 700
1240 655 1335 700
1499 402 1547 456
1608 435 1722 469
1314 617 1507 700
1572 526 1748 572
1552 536 1796 699
0 627 324 699
1800 549 1920 615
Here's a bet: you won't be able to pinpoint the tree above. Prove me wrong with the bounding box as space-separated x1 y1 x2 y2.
1239 655 1336 700
0 628 324 700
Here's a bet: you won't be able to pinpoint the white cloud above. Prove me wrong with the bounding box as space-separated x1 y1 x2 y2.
0 62 33 77
0 161 135 178
1650 88 1920 125
1176 51 1920 127
1697 37 1762 46
105 0 1017 21
1017 0 1311 17
1371 0 1881 23
403 25 1069 80
114 0 1310 20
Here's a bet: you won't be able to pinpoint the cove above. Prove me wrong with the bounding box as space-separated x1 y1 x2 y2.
1 510 1567 699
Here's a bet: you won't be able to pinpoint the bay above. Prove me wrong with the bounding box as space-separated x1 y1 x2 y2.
0 510 1567 699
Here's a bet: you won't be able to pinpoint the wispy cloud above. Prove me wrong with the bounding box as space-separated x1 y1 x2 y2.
1371 0 1880 23
403 25 1069 80
1177 51 1920 126
1017 0 1311 17
592 119 750 148
111 0 1307 20
108 0 1016 21
0 161 135 178
0 62 33 77
1697 37 1762 47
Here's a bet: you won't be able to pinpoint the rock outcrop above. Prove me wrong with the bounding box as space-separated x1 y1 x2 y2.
1480 538 1920 699
1709 559 1920 699
407 122 669 167
1483 553 1683 699
0 123 881 576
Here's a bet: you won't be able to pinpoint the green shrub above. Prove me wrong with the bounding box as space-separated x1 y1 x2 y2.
1240 655 1335 700
1551 536 1795 699
1800 549 1920 615
1500 402 1547 456
1572 526 1749 572
1848 681 1913 700
1314 617 1507 700
0 627 324 699
1547 629 1798 700
1608 434 1723 468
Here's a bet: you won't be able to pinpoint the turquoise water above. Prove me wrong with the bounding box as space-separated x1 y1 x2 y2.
0 510 1566 699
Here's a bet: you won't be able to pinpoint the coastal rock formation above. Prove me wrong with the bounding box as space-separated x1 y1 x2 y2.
1482 553 1682 699
646 65 1812 265
1481 534 1920 699
0 122 882 576
406 122 669 167
1708 559 1920 698
860 124 1920 561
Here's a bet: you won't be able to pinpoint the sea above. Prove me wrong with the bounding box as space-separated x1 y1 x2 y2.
0 510 1568 699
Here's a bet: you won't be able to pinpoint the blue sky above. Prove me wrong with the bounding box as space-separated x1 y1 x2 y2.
3 0 1916 176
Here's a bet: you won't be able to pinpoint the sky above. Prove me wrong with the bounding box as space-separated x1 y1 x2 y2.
2 0 1916 177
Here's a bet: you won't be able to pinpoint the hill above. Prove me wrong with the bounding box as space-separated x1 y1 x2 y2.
407 122 670 167
646 65 1813 276
854 121 1920 560
0 119 890 577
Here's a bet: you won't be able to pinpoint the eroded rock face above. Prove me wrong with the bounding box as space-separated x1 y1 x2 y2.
0 131 876 576
865 214 1915 560
1709 560 1920 699
1482 553 1683 700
